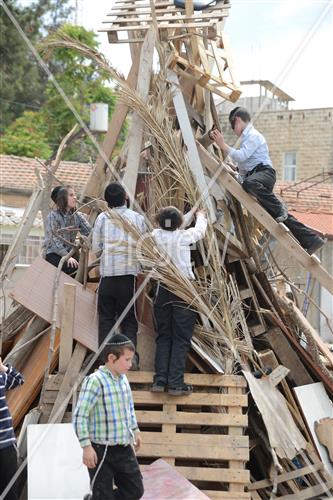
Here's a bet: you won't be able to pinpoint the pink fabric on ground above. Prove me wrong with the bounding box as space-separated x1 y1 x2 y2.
141 459 210 499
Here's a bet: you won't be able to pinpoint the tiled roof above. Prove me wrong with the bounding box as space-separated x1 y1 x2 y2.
0 154 92 193
275 180 333 214
289 211 333 237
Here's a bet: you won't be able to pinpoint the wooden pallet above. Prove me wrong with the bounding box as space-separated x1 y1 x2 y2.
100 0 230 44
41 371 250 499
129 372 250 499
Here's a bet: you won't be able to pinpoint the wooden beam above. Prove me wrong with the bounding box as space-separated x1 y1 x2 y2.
264 327 314 386
123 27 156 202
48 342 87 423
167 70 216 221
58 284 76 374
198 144 333 294
81 56 140 201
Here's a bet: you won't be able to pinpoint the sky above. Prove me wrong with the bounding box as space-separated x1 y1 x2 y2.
74 0 333 110
18 0 333 109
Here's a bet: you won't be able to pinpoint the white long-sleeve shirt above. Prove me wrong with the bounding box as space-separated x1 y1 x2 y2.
92 206 147 277
228 123 273 178
152 213 207 280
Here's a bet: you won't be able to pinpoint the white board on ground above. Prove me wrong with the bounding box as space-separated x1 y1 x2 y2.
294 382 333 476
28 423 90 499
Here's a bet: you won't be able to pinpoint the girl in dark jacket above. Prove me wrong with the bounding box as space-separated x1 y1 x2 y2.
43 185 91 275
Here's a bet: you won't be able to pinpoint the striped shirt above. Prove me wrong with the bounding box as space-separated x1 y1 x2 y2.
73 366 139 448
43 209 91 257
228 123 273 179
0 364 24 449
92 206 147 277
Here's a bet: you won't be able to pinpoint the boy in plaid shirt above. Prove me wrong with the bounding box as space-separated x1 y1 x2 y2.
73 334 143 500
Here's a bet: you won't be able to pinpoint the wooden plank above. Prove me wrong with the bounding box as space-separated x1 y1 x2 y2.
102 22 218 32
4 316 50 370
264 327 314 386
1 305 34 343
123 27 156 201
48 342 87 423
43 389 247 406
278 480 333 499
248 462 323 490
201 492 250 499
168 70 216 221
140 464 250 483
7 330 60 428
128 371 247 387
58 284 76 374
132 390 247 406
135 410 248 427
105 12 227 22
141 432 249 448
198 145 333 294
138 442 249 461
228 386 246 493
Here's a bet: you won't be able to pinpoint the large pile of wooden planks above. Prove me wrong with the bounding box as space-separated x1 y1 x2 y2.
1 1 333 498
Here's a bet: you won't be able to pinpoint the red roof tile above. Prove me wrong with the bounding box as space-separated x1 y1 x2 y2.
289 211 333 237
275 180 333 214
0 154 92 193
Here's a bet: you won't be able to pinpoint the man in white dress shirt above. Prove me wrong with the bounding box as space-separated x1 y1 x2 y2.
211 107 326 255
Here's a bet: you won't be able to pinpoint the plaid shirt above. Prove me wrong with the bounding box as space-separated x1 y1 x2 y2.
73 366 139 448
92 206 147 277
0 364 24 449
43 209 91 257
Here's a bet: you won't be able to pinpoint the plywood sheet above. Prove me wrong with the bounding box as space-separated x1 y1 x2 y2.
11 257 99 352
27 423 89 500
294 382 333 476
11 258 158 364
243 371 307 460
142 459 209 499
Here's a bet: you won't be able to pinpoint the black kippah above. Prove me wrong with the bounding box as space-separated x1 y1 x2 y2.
106 333 133 347
51 186 63 203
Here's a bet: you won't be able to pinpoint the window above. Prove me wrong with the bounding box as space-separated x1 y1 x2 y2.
283 152 297 181
0 233 43 265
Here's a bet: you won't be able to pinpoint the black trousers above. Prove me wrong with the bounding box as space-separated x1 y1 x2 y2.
242 165 285 219
0 444 18 500
88 443 143 500
97 275 138 347
153 286 196 388
242 166 319 249
45 252 76 276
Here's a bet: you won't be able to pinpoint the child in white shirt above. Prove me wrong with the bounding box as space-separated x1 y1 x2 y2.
151 207 207 396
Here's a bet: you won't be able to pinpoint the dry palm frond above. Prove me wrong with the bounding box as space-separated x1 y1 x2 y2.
42 33 254 366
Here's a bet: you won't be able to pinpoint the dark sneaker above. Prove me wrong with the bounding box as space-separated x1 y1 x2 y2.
130 353 140 371
168 384 193 396
275 207 288 223
151 382 166 393
306 237 326 255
